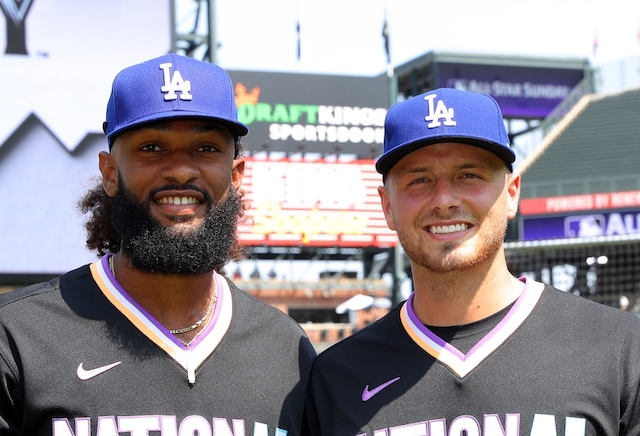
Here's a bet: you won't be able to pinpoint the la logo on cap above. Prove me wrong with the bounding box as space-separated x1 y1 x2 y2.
424 93 456 128
159 62 192 101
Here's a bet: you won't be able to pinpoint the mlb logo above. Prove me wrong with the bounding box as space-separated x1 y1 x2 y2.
564 215 606 237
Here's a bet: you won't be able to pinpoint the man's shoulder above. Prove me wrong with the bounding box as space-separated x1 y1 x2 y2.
315 305 403 363
542 283 634 314
0 264 92 310
0 280 56 307
538 283 640 331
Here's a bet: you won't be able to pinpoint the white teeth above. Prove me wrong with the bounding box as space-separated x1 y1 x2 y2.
429 224 469 234
158 197 198 205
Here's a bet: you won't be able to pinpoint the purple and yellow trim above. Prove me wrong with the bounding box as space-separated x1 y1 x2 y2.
400 278 544 377
90 255 232 383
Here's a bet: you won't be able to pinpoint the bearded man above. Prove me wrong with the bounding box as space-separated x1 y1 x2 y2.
0 54 315 436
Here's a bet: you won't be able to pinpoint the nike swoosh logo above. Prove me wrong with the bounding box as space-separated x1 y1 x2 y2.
77 361 122 380
362 376 400 401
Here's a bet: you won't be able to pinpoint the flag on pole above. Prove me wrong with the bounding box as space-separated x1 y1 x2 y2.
382 16 390 65
296 19 301 61
296 0 303 63
382 3 392 78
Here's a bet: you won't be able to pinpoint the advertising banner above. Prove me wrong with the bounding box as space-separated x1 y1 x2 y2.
519 191 640 241
520 191 640 215
237 158 397 248
521 209 640 241
228 71 389 157
436 62 585 119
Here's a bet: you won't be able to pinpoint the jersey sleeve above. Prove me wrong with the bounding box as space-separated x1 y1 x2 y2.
619 321 640 434
0 326 22 434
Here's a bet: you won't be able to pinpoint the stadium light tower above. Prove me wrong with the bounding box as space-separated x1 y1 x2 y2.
171 0 217 63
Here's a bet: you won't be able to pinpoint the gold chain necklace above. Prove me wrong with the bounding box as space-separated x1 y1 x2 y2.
108 255 217 335
168 290 217 335
108 255 116 278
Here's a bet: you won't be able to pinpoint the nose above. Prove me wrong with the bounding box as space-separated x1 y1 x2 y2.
431 178 462 212
160 150 200 185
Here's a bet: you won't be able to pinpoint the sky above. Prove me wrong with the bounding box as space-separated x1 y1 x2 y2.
185 0 640 77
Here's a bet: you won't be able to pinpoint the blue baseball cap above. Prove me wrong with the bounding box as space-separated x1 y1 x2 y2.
103 54 248 148
376 88 514 174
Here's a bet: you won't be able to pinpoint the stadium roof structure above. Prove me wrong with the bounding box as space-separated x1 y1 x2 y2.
393 50 590 73
516 86 640 199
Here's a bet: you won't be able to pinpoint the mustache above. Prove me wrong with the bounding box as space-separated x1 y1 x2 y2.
418 211 477 227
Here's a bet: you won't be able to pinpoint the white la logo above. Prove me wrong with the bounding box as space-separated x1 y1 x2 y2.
424 93 456 128
159 62 193 101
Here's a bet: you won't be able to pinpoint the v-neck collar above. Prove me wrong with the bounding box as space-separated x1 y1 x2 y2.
400 277 544 378
90 255 232 384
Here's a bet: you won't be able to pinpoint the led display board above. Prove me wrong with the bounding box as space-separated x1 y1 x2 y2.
437 62 585 119
237 158 397 248
228 71 389 157
519 191 640 240
396 52 589 120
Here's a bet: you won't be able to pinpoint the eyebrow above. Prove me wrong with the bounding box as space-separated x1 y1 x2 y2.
400 162 490 174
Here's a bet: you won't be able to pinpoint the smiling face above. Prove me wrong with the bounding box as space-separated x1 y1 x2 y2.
379 142 520 274
98 118 245 274
101 118 243 229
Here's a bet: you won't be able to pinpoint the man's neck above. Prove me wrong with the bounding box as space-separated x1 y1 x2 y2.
110 253 218 342
410 262 524 327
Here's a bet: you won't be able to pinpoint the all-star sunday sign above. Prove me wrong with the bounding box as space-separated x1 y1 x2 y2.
228 70 389 158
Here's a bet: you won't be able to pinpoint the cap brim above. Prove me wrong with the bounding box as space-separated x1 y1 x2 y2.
107 111 248 144
375 136 515 175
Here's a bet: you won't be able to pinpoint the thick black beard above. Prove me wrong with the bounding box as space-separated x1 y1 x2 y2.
110 177 241 275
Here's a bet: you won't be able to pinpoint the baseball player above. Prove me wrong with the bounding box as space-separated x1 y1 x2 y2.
0 54 315 435
303 88 640 435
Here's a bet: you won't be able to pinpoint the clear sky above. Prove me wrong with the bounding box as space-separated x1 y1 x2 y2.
199 0 640 76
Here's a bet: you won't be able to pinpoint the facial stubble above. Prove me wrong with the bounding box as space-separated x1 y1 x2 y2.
397 209 508 274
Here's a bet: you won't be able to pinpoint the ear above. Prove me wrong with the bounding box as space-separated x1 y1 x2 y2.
99 151 118 197
506 173 521 219
378 184 397 231
231 158 245 189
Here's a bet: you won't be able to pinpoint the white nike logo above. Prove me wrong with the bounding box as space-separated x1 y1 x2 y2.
362 376 400 401
76 361 121 380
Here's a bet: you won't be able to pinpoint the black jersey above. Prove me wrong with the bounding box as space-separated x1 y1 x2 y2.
0 255 315 436
304 279 640 436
